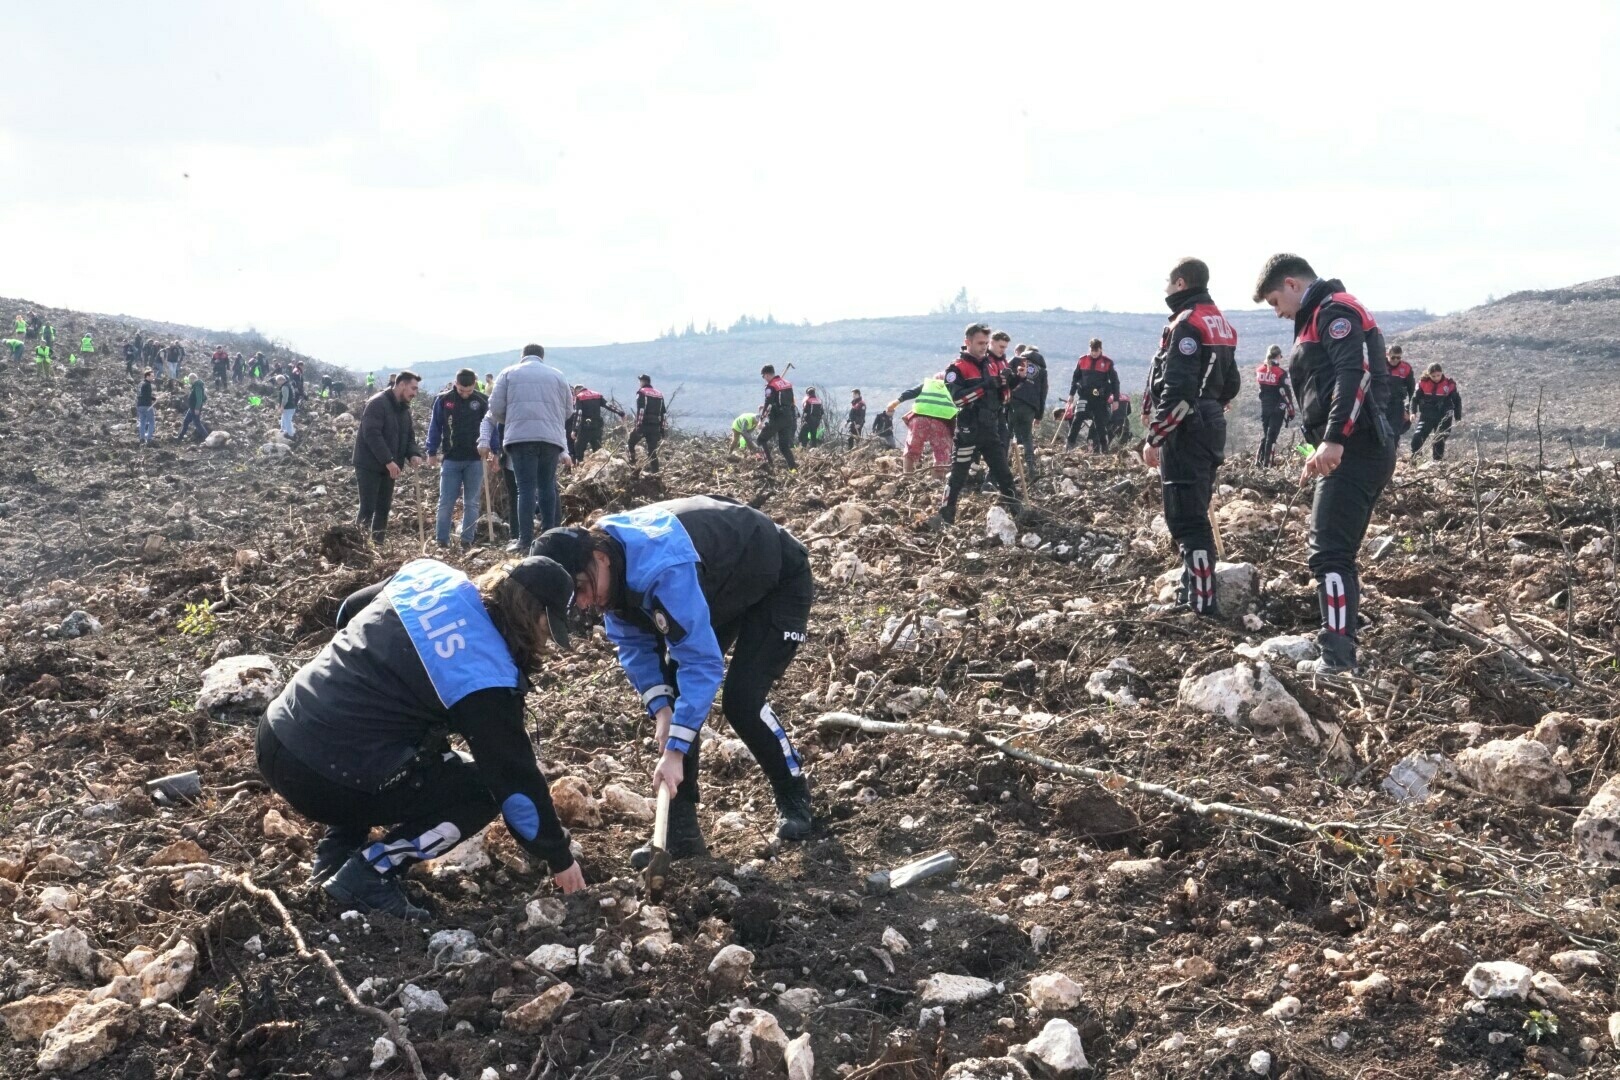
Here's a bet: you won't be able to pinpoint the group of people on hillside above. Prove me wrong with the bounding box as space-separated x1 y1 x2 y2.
117 325 311 446
6 311 98 375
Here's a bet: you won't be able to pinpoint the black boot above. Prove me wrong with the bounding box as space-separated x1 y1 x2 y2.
1309 632 1358 675
772 774 813 841
322 855 430 921
311 826 370 885
630 796 708 870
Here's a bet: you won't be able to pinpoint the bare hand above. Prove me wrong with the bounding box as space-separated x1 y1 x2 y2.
654 706 673 749
386 462 402 480
1142 443 1160 469
551 861 586 894
1301 441 1344 482
408 455 425 468
652 749 684 798
427 455 441 467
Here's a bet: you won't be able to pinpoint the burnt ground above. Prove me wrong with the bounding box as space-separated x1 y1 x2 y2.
3 316 1620 1080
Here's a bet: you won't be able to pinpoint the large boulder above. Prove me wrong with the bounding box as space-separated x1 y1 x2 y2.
1018 1018 1089 1077
1574 775 1620 867
1155 562 1259 615
1179 661 1339 753
36 1000 135 1073
196 655 283 717
1456 737 1571 806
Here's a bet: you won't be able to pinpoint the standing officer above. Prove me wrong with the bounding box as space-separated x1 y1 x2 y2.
758 365 798 470
571 384 621 458
927 323 1022 528
1254 344 1297 467
1411 362 1462 460
798 387 826 448
1068 339 1120 453
1254 253 1397 674
1007 345 1047 477
846 389 867 450
627 374 667 471
1386 345 1416 435
531 496 815 867
1141 258 1239 616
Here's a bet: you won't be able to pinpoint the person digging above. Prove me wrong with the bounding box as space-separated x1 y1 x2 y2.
255 556 587 920
530 495 815 870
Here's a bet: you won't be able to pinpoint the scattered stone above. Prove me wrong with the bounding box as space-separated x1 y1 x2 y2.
502 982 573 1034
370 1036 397 1070
777 987 822 1018
1551 949 1603 976
550 776 603 828
1085 657 1148 706
36 1000 135 1074
1026 971 1084 1012
1381 752 1453 803
1464 961 1533 1000
919 973 998 1006
196 654 284 716
1264 995 1301 1020
705 1007 790 1069
601 783 655 822
942 1058 1031 1080
1248 1049 1272 1075
1456 737 1571 805
882 927 910 955
708 944 755 988
261 808 302 839
138 939 198 1004
58 610 101 639
427 928 482 965
986 506 1018 547
1531 970 1578 1004
1179 661 1333 749
0 989 87 1042
1573 775 1620 867
1234 634 1319 664
400 984 448 1024
1106 857 1166 882
1347 972 1392 1001
1018 1018 1088 1077
202 430 232 449
785 1032 814 1080
526 944 577 974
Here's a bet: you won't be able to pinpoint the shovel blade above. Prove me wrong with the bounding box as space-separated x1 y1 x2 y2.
643 847 671 902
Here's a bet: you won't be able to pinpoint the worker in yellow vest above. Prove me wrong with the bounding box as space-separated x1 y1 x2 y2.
80 332 94 355
887 374 957 478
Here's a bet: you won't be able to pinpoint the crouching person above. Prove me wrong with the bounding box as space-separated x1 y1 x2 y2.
255 556 587 920
531 495 815 869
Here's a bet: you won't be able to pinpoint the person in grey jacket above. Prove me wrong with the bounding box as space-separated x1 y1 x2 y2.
487 344 572 550
353 371 426 543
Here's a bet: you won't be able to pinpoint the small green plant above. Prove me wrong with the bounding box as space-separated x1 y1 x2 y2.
1401 535 1417 553
177 601 217 637
1523 1008 1560 1043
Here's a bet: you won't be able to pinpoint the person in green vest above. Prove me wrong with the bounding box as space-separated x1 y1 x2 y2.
80 332 94 355
13 315 25 336
179 374 211 442
730 412 761 454
4 338 22 362
68 353 79 367
887 373 958 479
34 344 53 375
365 371 376 389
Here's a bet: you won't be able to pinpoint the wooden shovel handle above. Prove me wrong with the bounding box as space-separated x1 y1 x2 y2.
652 783 671 850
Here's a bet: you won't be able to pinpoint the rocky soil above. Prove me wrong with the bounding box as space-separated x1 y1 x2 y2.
4 303 1620 1080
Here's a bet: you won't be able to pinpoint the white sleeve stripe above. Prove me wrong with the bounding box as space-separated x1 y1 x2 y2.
641 684 676 705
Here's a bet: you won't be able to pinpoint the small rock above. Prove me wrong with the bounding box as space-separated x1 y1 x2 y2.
58 610 101 639
1248 1049 1272 1075
1263 995 1301 1020
370 1036 397 1070
1531 970 1578 1004
920 973 998 1006
427 928 482 964
785 1032 814 1080
942 1058 1031 1080
550 776 602 828
0 990 87 1042
601 783 654 822
1551 949 1603 975
1026 971 1084 1012
1179 661 1323 746
502 982 573 1034
36 1000 135 1073
261 808 302 839
986 507 1018 547
705 1007 790 1069
1381 752 1453 803
1456 737 1571 806
1573 775 1620 867
1018 1018 1088 1077
526 944 577 973
778 987 822 1018
882 927 910 955
1464 960 1533 1000
1106 857 1166 882
196 654 284 715
399 984 448 1023
708 944 755 987
1347 972 1392 1000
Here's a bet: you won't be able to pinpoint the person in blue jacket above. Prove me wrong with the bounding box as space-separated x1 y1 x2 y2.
531 495 815 867
255 556 585 919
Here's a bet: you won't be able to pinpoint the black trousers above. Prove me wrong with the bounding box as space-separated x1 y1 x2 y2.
1309 433 1396 656
659 543 814 805
1009 402 1039 470
627 424 662 470
1257 401 1287 466
214 371 227 391
1084 398 1111 452
256 716 494 872
761 421 797 469
355 467 397 542
1411 412 1453 459
577 420 603 455
1159 400 1226 615
846 424 863 450
942 418 1020 523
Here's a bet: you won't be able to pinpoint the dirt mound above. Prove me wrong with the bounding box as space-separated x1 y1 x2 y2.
3 305 1620 1078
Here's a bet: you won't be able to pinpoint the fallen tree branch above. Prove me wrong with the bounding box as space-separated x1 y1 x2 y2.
814 711 1365 837
1387 600 1569 690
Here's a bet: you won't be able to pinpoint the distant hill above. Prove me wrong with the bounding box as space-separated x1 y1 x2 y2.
412 305 1438 436
1395 276 1620 448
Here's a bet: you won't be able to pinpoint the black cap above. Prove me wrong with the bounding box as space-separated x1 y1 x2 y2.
507 556 575 649
529 527 591 578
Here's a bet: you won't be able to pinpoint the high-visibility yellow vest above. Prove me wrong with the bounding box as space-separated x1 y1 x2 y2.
911 377 958 420
732 413 758 433
14 317 25 333
80 334 94 352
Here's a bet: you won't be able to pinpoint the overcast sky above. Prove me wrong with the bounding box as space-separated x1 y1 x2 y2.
3 2 1617 367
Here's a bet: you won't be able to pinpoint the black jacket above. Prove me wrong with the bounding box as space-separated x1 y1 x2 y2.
354 389 424 472
1071 354 1120 403
267 575 572 870
1288 278 1392 446
1010 350 1048 412
944 349 1004 431
634 386 666 428
426 388 489 461
1145 288 1240 447
136 379 155 408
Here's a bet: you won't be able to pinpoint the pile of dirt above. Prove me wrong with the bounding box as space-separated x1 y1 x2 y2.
3 306 1620 1079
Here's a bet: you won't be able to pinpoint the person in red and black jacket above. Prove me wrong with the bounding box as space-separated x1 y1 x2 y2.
1386 345 1416 434
1142 257 1239 617
927 323 1022 528
1410 362 1462 460
1068 338 1121 453
1008 345 1047 476
571 384 622 458
758 365 798 469
846 389 867 450
1254 344 1297 467
1255 253 1397 674
628 375 666 472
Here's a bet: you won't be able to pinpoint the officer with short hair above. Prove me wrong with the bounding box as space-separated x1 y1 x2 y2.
1411 363 1462 460
1254 344 1297 467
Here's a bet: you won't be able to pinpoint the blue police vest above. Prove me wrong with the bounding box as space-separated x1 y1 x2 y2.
385 559 519 706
